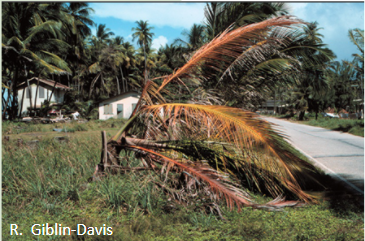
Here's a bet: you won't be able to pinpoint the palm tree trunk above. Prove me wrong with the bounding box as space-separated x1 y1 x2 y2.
48 77 58 103
26 78 33 117
143 42 148 84
298 110 305 121
3 82 13 119
2 92 6 108
116 76 120 95
10 68 19 120
101 73 109 98
89 73 101 99
120 66 125 93
18 87 25 118
34 77 40 116
78 76 80 101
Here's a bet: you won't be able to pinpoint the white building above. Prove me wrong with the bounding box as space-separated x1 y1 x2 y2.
98 91 141 120
16 77 71 116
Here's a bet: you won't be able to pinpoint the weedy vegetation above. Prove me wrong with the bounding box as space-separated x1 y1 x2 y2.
304 117 364 137
2 127 364 240
262 113 364 137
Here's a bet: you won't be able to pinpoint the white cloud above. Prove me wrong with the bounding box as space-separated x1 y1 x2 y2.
287 3 308 20
287 3 364 61
126 34 133 42
91 3 206 29
152 36 168 51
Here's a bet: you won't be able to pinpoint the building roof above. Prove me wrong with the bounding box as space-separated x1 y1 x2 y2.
99 91 141 104
260 100 284 108
16 77 71 91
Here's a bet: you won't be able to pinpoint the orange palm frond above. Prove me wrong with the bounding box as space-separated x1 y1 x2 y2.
156 16 303 93
127 145 255 210
127 145 304 210
138 103 317 202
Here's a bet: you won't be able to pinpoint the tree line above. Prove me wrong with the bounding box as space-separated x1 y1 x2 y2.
2 2 363 120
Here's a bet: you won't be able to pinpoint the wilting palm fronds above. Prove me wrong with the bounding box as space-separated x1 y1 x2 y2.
94 16 323 211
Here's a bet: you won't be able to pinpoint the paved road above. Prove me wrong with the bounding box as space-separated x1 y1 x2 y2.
262 117 364 193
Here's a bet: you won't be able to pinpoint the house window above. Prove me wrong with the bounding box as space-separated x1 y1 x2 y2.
104 104 113 115
39 86 44 98
26 87 31 98
117 104 124 118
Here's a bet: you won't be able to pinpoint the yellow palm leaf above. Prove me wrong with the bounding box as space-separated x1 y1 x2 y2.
139 103 317 202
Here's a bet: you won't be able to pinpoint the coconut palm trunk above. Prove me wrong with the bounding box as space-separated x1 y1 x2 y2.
48 77 58 103
116 76 121 94
34 78 40 116
143 42 148 84
18 87 25 118
120 66 125 93
3 82 13 119
26 78 33 117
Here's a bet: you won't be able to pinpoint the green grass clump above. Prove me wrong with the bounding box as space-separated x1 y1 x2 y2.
305 117 364 137
2 125 364 240
2 118 126 136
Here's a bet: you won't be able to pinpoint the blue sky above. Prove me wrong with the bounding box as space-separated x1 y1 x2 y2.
89 2 364 62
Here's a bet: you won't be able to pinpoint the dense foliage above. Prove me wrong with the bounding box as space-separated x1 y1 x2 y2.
2 3 363 120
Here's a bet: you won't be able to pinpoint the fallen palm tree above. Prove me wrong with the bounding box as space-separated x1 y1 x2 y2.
93 16 323 211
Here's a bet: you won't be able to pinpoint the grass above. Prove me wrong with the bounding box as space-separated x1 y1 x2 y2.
2 120 364 240
303 117 364 137
2 118 126 135
262 113 364 137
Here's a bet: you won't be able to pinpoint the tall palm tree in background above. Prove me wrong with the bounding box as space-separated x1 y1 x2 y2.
174 24 207 53
204 2 289 41
326 61 358 113
345 28 364 113
87 24 116 99
94 24 115 51
283 22 336 120
62 2 94 97
120 42 138 92
156 44 186 75
112 36 124 46
132 20 155 84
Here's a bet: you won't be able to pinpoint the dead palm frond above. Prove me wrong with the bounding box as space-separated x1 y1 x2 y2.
157 16 303 93
94 16 323 211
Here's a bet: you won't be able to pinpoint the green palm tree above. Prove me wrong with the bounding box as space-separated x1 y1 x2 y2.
204 2 289 41
87 24 116 98
120 42 138 92
345 28 364 111
61 3 94 99
157 44 186 74
326 61 358 112
282 22 336 120
174 24 207 52
132 20 155 83
112 36 124 46
96 24 115 43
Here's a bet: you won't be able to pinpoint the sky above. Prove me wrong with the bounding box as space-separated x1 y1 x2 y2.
90 2 363 61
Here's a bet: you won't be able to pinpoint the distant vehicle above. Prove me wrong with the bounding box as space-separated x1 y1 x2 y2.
322 112 339 118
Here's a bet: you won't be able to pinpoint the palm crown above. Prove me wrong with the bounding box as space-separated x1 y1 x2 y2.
96 16 323 210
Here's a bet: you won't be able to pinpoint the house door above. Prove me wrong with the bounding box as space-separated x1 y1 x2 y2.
117 104 124 118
